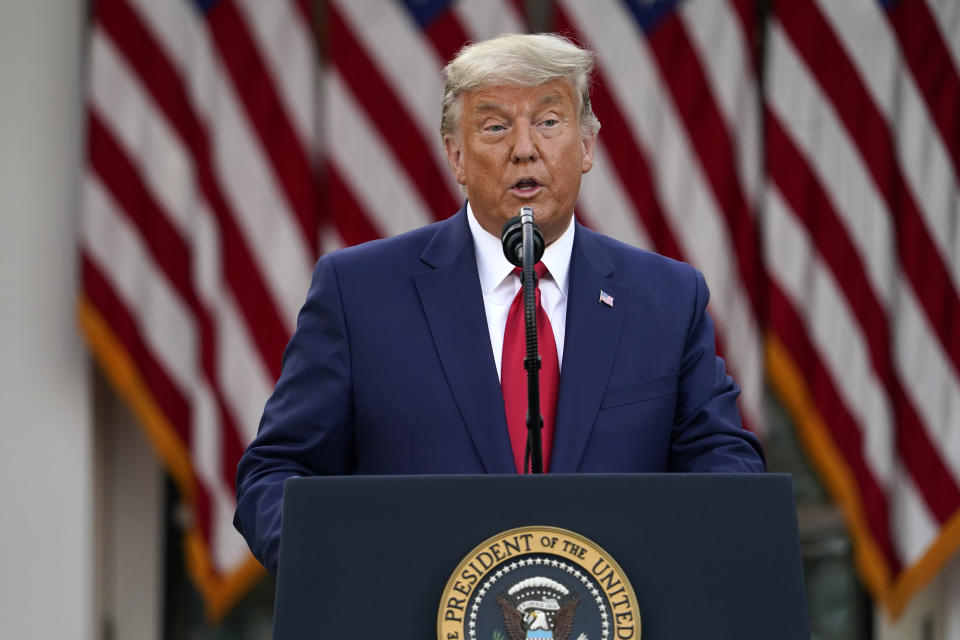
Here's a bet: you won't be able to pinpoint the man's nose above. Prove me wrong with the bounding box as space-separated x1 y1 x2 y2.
511 121 538 163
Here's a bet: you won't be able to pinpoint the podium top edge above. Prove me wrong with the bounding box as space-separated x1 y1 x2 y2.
285 472 792 485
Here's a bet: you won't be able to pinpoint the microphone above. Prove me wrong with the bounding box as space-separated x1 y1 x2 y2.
500 207 546 474
500 209 544 267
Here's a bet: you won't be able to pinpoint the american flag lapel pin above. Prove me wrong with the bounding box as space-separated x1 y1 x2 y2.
599 290 614 307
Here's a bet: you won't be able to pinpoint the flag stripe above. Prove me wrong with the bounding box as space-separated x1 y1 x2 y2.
83 0 317 616
764 19 960 463
326 69 436 237
328 163 385 247
927 0 960 77
890 468 940 566
813 0 960 295
98 0 290 377
82 0 960 619
765 113 897 440
728 0 759 67
295 0 311 24
767 111 960 523
82 254 192 451
676 1 766 426
639 9 764 317
196 43 315 326
765 182 897 489
209 291 276 447
190 375 247 571
765 23 899 309
87 30 195 236
554 8 684 261
235 0 316 148
422 7 472 65
455 0 527 40
203 1 318 249
332 0 463 200
778 0 960 385
87 114 197 318
774 0 960 520
556 0 764 427
328 4 460 221
82 175 199 414
680 0 762 205
83 255 215 540
123 0 316 331
83 146 243 512
81 188 220 547
884 0 960 185
90 60 274 491
577 143 653 251
767 0 960 610
768 281 902 572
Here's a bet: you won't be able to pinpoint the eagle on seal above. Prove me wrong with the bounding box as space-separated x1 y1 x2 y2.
496 591 580 640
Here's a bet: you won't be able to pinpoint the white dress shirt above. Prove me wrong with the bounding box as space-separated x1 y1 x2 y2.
467 202 574 381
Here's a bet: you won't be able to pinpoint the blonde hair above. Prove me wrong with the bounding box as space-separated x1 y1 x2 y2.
440 33 601 139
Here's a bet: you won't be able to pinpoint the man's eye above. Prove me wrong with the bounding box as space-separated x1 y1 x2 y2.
542 119 559 127
486 124 506 132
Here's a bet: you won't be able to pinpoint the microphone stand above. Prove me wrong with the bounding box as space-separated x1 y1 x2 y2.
519 207 544 474
501 208 546 474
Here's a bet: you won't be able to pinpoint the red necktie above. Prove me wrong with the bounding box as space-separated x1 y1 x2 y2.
501 263 560 473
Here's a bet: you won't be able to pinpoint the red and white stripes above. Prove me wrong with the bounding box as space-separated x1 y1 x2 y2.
323 0 526 248
559 0 960 615
80 0 960 620
555 0 766 431
765 0 960 613
80 0 318 618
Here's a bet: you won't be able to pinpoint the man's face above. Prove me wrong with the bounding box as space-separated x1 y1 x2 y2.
443 80 596 246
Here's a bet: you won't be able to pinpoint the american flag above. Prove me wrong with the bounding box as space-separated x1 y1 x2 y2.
78 0 319 618
322 0 528 248
763 0 960 616
79 0 959 620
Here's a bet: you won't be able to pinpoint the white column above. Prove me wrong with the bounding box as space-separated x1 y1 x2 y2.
98 382 164 640
0 2 93 640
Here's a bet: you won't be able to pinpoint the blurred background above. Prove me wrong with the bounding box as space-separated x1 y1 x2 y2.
1 0 958 638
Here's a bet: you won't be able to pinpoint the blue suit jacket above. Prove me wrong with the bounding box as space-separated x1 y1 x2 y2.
234 206 764 572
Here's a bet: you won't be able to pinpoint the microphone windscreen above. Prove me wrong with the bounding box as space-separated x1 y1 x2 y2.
500 215 524 267
500 214 545 266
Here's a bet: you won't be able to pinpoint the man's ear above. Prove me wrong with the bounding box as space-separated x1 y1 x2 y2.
443 134 468 185
580 132 597 174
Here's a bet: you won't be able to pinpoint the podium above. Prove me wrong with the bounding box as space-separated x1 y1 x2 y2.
273 474 808 639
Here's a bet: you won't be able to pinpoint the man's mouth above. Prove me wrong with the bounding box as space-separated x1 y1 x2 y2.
510 178 542 196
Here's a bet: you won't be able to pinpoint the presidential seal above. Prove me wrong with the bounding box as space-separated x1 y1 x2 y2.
438 526 640 640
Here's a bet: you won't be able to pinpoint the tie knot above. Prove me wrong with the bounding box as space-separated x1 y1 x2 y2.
513 263 549 280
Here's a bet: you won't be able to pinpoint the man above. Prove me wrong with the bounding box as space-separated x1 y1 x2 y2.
234 33 765 574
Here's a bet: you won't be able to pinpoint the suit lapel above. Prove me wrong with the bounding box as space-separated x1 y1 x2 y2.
414 208 515 473
551 225 626 472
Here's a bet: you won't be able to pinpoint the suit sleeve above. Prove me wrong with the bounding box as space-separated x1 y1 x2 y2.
669 268 766 472
234 255 355 574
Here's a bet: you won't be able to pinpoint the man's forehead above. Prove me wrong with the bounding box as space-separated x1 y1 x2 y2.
464 82 574 113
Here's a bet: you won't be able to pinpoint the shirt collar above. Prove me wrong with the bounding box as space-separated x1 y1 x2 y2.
467 201 574 297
